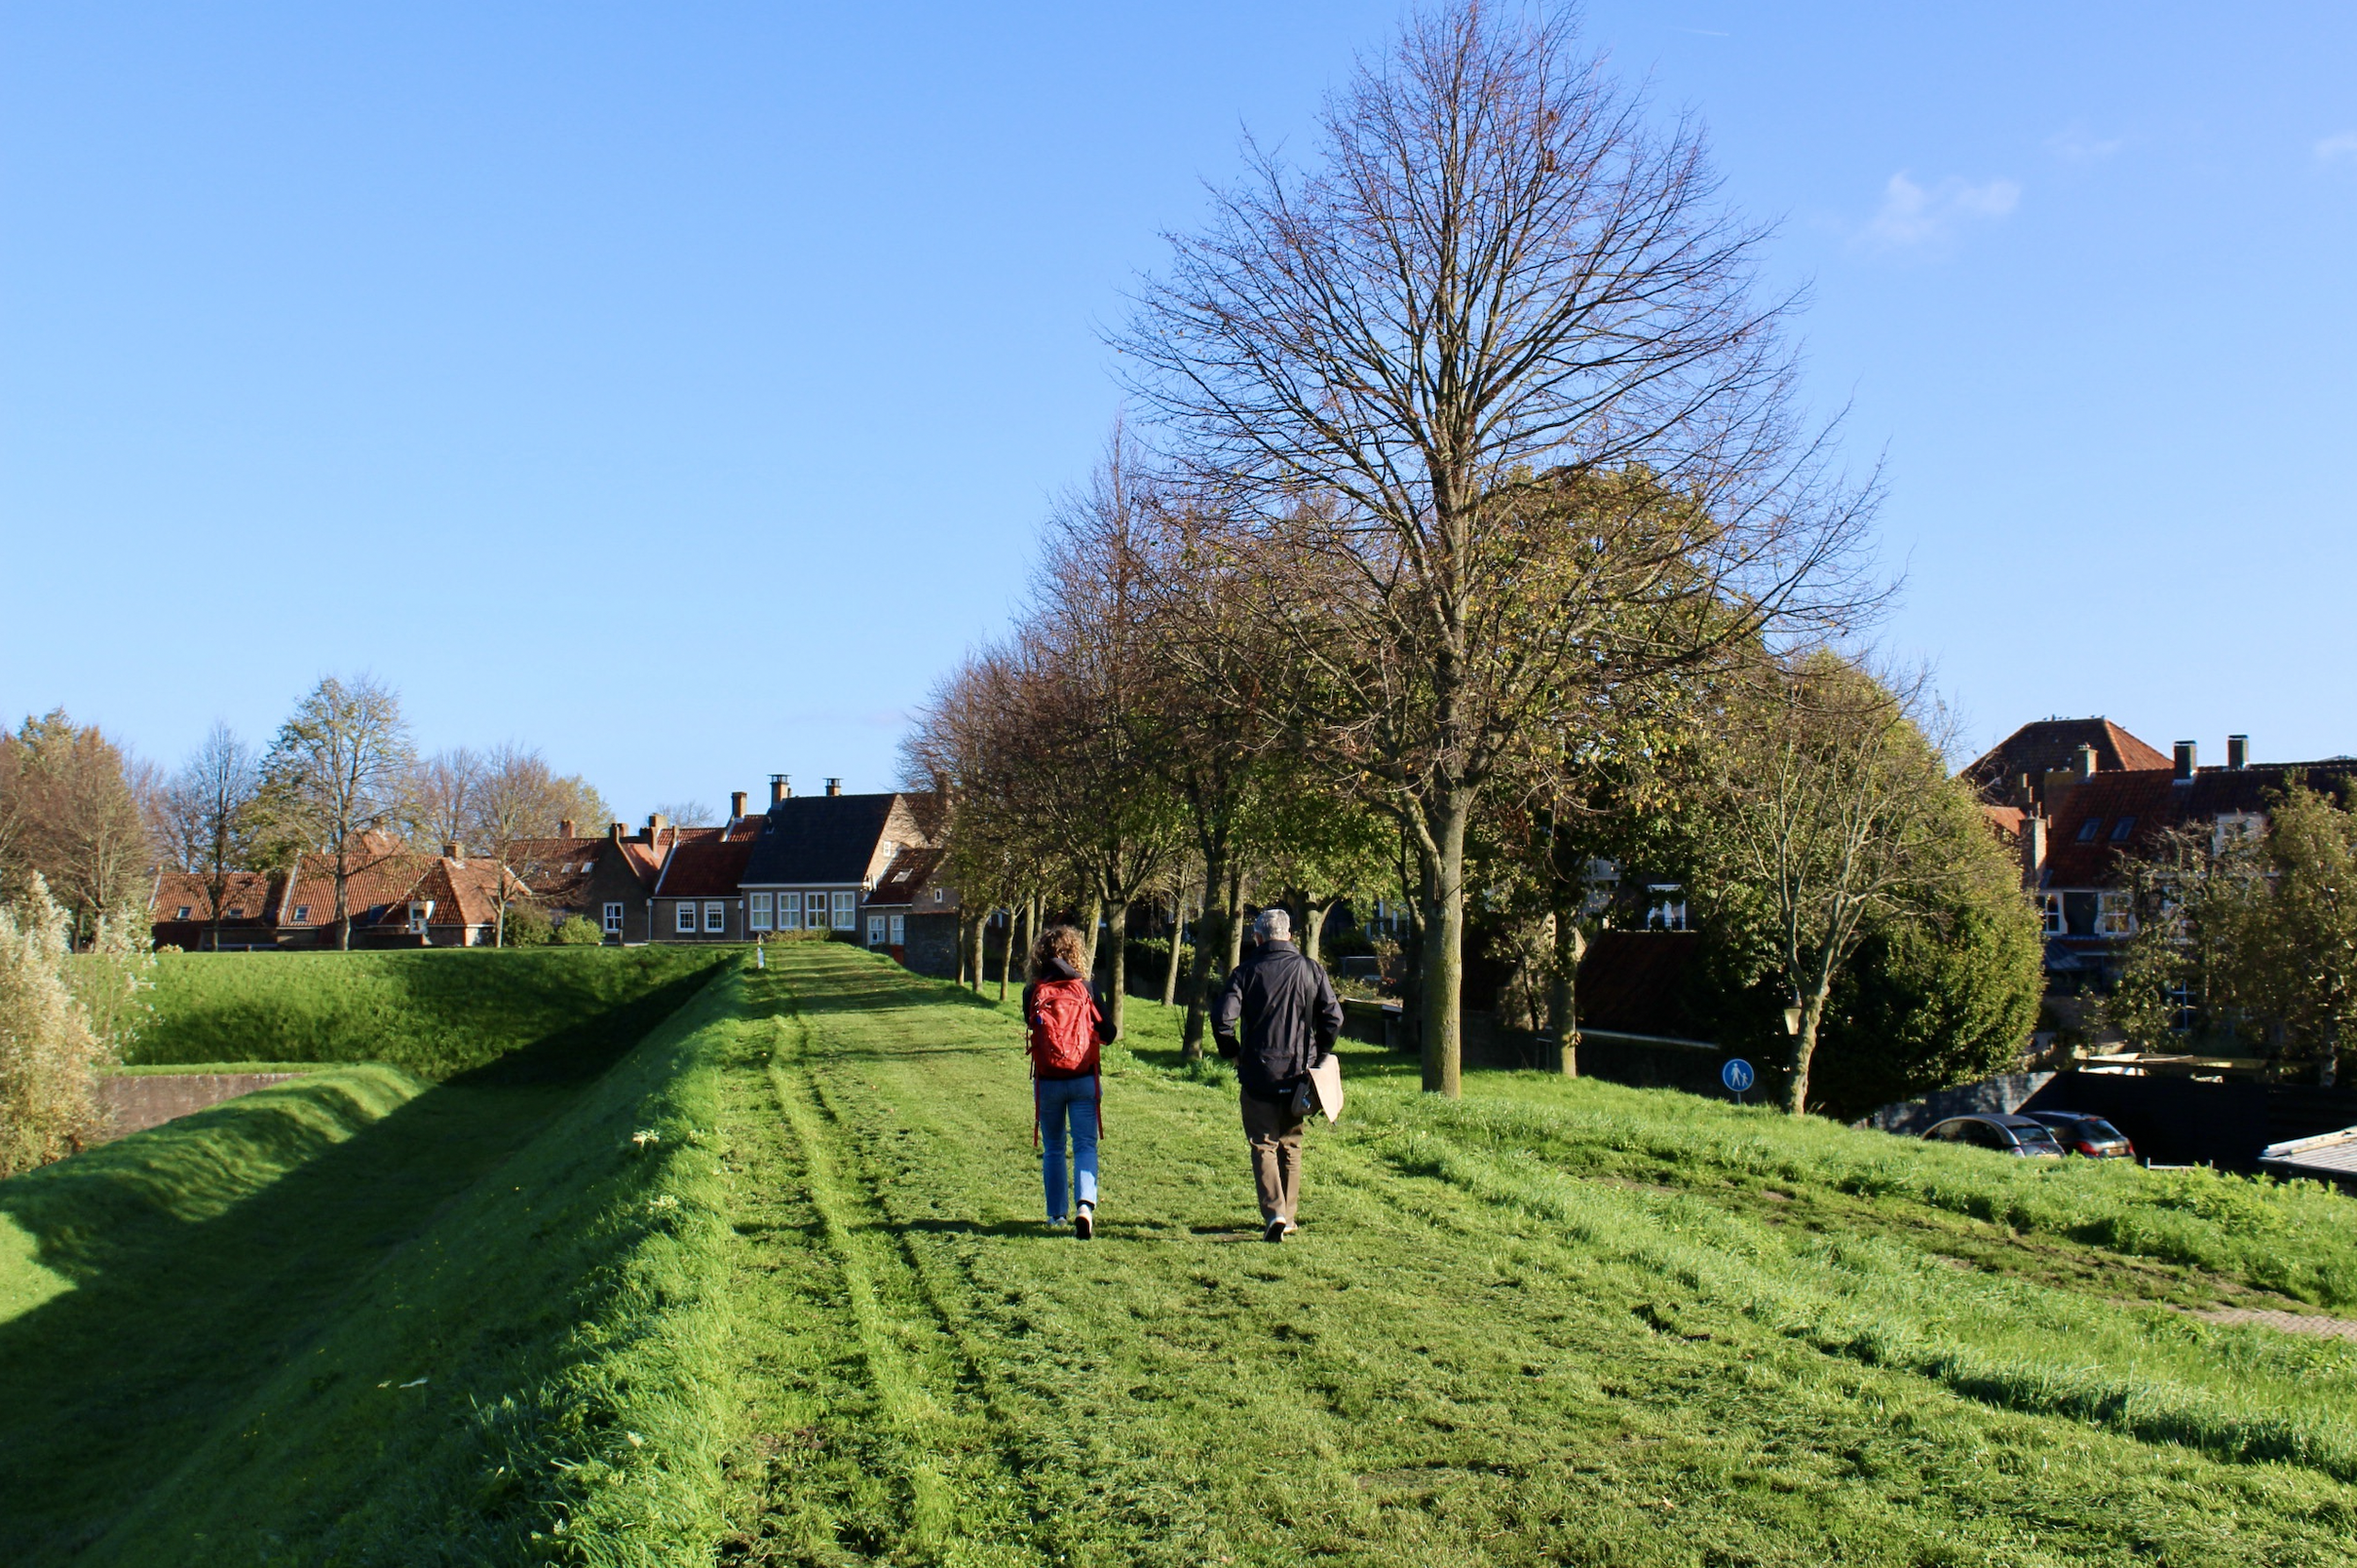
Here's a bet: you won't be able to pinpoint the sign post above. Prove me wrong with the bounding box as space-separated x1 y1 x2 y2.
1720 1057 1755 1105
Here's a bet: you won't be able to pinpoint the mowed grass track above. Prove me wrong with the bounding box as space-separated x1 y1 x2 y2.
720 945 2357 1567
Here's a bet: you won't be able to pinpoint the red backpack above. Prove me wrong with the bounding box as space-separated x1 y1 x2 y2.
1028 978 1102 1076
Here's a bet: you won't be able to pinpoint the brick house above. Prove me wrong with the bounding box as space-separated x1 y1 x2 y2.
650 827 762 943
859 846 961 974
737 778 932 949
148 869 278 950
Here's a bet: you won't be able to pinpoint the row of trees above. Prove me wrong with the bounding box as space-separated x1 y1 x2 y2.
906 4 2039 1113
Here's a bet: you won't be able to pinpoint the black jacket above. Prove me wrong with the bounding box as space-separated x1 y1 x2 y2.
1212 939 1343 1103
1021 956 1117 1081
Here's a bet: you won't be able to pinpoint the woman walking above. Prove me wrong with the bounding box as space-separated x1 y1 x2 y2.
1023 924 1114 1238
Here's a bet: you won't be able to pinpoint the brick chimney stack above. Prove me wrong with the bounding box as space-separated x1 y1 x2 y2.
645 814 668 842
2020 813 2047 891
730 790 748 819
2174 740 2197 783
560 818 576 838
443 840 463 863
2228 734 2250 769
770 773 790 805
825 777 843 797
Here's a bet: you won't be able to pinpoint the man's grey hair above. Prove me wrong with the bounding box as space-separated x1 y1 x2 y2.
1253 908 1292 942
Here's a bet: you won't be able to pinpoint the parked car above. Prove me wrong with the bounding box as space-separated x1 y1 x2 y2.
1920 1114 2067 1158
2021 1111 2135 1160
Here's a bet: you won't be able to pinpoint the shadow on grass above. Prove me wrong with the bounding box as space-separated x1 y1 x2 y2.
0 964 721 1565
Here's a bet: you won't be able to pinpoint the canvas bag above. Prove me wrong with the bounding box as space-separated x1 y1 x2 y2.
1028 977 1101 1076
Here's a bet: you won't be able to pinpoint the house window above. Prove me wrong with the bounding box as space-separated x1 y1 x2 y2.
832 891 856 930
226 906 244 917
2094 891 2134 937
2109 815 2136 843
867 915 886 946
2039 893 2064 935
293 905 310 923
1645 884 1687 932
807 892 830 931
676 902 697 933
933 887 947 905
704 900 727 933
2077 817 2102 843
175 905 192 920
780 892 802 927
603 901 623 934
889 914 904 945
2213 813 2265 856
2168 982 2198 1032
750 892 773 931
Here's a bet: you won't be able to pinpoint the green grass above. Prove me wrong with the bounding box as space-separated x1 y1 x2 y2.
716 945 2357 1565
129 945 734 1079
10 942 2357 1564
0 959 748 1565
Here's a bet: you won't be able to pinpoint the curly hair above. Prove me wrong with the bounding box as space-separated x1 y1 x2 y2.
1029 923 1087 981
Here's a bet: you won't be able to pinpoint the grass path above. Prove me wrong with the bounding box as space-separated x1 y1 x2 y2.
717 944 2357 1567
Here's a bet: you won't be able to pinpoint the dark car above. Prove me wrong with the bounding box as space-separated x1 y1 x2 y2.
2022 1110 2136 1160
1921 1114 2067 1158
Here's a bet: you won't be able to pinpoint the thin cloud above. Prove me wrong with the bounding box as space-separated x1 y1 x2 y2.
2317 131 2357 164
2048 124 2126 164
1858 172 2021 251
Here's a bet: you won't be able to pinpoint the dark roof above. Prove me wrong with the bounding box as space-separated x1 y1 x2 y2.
740 793 910 886
653 835 759 898
1962 718 2171 802
2044 761 2357 885
862 847 947 910
149 870 277 924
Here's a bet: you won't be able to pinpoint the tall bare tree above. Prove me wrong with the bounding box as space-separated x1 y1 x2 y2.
413 747 483 850
169 722 260 952
470 743 564 947
258 675 416 950
1119 4 1871 1093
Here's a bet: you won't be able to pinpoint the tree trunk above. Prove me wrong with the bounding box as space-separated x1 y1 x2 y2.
1782 990 1827 1114
1418 796 1469 1098
1304 901 1330 967
1080 892 1104 982
1104 900 1129 1038
997 907 1015 1002
334 849 352 952
1162 883 1186 1007
1181 850 1229 1061
1225 866 1248 974
970 911 989 996
1548 906 1585 1077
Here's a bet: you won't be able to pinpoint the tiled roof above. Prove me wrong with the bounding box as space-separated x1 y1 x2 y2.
279 848 439 930
508 835 602 904
365 857 512 930
1981 804 2026 840
149 869 278 924
652 835 758 898
862 848 947 910
1962 718 2172 802
741 793 918 886
2043 761 2357 886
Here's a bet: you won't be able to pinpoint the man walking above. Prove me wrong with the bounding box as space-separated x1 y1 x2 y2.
1213 908 1344 1243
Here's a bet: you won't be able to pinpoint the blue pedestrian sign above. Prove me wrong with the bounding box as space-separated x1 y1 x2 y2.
1721 1058 1755 1098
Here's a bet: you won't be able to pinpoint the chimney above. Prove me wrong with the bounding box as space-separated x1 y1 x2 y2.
2015 770 2034 806
825 777 843 797
730 790 748 820
2173 740 2197 783
2021 813 2048 891
560 818 576 838
646 813 668 842
2073 744 2097 779
2228 734 2250 770
443 840 463 863
610 820 628 843
770 773 790 805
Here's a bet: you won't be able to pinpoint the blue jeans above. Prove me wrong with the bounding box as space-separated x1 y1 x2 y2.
1036 1074 1100 1220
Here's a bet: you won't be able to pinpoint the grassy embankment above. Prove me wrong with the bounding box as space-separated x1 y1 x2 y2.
716 943 2357 1566
0 945 735 1565
9 940 2357 1564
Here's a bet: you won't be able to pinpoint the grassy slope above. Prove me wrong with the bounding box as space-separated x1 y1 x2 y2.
718 944 2357 1567
0 954 747 1566
129 946 733 1079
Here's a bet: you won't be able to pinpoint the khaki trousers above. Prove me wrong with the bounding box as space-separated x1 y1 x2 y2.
1240 1091 1307 1225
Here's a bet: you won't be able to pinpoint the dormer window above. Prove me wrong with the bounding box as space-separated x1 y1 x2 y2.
226 906 244 917
2076 818 2102 843
292 905 311 923
175 906 192 920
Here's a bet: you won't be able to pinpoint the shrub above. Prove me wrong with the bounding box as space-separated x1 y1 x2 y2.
500 903 554 947
553 915 605 946
0 876 113 1175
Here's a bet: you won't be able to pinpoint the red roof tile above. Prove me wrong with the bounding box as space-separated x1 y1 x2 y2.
1962 718 2172 803
2042 761 2357 886
652 835 757 898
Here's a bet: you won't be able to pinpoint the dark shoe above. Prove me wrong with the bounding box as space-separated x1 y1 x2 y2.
1075 1208 1095 1240
1263 1216 1287 1244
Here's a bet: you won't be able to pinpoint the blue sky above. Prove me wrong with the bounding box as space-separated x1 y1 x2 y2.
5 3 2352 818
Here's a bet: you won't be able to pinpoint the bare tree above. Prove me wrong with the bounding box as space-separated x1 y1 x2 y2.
0 711 157 948
470 743 563 947
258 675 417 950
413 747 483 850
654 800 716 829
170 722 260 952
1694 653 1966 1114
1119 4 1871 1093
